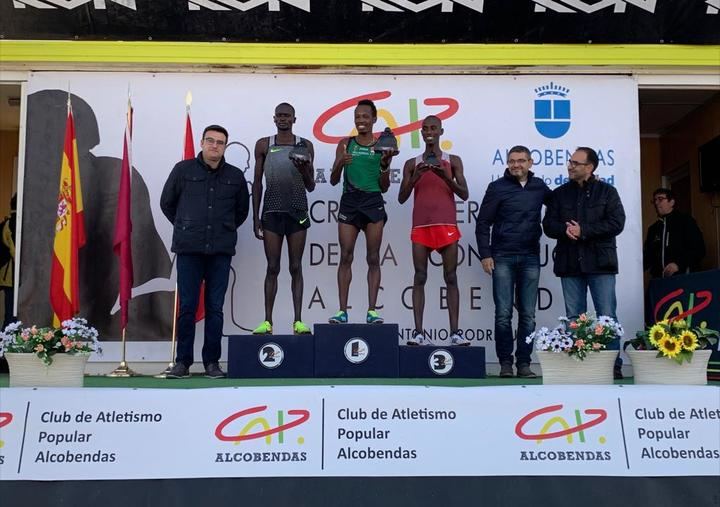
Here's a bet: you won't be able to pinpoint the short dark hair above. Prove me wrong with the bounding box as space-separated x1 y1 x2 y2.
275 102 295 115
423 115 442 126
508 145 531 159
203 124 228 141
356 99 377 117
576 147 599 172
653 187 675 201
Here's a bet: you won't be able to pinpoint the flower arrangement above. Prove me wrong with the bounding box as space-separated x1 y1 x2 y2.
625 318 718 364
526 313 624 360
0 317 101 366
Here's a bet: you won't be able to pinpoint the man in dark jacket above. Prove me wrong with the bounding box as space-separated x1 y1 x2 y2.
476 145 551 378
543 147 625 376
161 125 249 379
643 187 705 279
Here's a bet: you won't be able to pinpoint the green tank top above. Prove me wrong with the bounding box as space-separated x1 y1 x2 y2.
343 137 382 193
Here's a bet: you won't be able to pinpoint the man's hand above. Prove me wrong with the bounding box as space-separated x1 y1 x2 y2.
253 218 264 240
380 150 394 169
412 162 431 181
663 262 679 277
336 142 352 167
481 257 495 275
291 158 310 171
430 164 448 180
565 220 581 240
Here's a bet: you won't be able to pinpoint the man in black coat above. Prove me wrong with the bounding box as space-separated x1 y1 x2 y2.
643 187 705 279
543 147 626 376
476 145 551 378
161 125 250 379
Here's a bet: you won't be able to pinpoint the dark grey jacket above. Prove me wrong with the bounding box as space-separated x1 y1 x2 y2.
160 154 249 255
475 169 552 258
543 177 625 276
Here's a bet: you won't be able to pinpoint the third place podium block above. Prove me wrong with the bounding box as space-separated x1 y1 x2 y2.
313 324 400 378
399 345 486 378
227 334 315 378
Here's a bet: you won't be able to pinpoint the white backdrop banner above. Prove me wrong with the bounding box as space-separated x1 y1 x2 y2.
0 385 718 480
23 73 643 360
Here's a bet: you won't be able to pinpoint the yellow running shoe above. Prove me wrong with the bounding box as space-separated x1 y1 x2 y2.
252 321 273 334
293 321 311 334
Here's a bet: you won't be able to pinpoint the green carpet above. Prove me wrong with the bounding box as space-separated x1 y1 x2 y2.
0 373 647 389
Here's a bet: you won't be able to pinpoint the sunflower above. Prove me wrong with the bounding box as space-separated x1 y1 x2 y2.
648 324 666 346
658 336 682 358
679 331 699 351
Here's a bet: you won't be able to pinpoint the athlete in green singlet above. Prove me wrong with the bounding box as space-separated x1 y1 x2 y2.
328 99 394 324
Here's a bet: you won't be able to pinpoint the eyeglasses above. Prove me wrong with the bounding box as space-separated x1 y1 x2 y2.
652 196 668 203
203 137 226 146
567 160 590 168
508 158 530 165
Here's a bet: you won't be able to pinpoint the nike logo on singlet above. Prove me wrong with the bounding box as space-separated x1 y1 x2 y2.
269 147 283 153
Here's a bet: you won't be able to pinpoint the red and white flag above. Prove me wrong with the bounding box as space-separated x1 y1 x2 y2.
113 97 134 330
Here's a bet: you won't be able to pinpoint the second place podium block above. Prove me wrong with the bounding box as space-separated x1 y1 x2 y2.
227 334 315 378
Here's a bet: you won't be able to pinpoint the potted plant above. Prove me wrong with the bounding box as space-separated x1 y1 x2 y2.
526 314 624 384
1 317 101 387
625 318 718 385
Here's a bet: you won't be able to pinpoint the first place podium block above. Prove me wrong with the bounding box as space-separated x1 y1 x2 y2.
399 346 486 378
314 324 399 378
227 334 315 378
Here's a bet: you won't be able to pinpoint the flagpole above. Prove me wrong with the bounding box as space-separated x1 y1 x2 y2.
107 327 138 377
107 89 137 377
154 285 179 378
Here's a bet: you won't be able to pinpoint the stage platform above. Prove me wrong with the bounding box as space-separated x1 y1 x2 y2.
0 373 645 388
2 373 718 389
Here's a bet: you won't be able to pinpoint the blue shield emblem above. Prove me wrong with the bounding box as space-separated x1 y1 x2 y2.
534 83 571 139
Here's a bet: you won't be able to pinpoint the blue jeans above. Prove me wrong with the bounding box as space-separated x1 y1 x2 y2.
176 253 232 368
492 254 540 366
561 274 621 353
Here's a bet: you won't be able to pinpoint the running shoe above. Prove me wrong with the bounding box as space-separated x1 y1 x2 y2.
450 331 471 346
293 320 312 334
328 310 348 324
406 329 426 346
252 320 273 334
366 310 384 324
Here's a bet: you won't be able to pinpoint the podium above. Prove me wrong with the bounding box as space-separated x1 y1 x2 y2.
399 345 486 378
313 324 399 378
227 334 315 378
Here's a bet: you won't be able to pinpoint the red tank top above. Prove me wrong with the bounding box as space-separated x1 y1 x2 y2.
412 152 457 228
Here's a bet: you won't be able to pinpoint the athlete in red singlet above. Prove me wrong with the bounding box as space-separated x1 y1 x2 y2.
398 116 470 346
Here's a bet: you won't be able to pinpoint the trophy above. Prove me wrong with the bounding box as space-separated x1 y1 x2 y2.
289 139 311 163
374 127 399 155
425 152 440 167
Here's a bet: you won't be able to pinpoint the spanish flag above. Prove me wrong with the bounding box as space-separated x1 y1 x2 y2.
50 99 86 327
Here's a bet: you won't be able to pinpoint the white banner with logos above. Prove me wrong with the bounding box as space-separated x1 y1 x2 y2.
22 73 643 360
1 385 718 480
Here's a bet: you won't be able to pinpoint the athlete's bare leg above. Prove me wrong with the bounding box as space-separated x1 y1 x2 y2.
364 220 384 310
439 241 460 331
411 242 431 332
337 223 360 311
262 230 284 324
286 229 307 322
